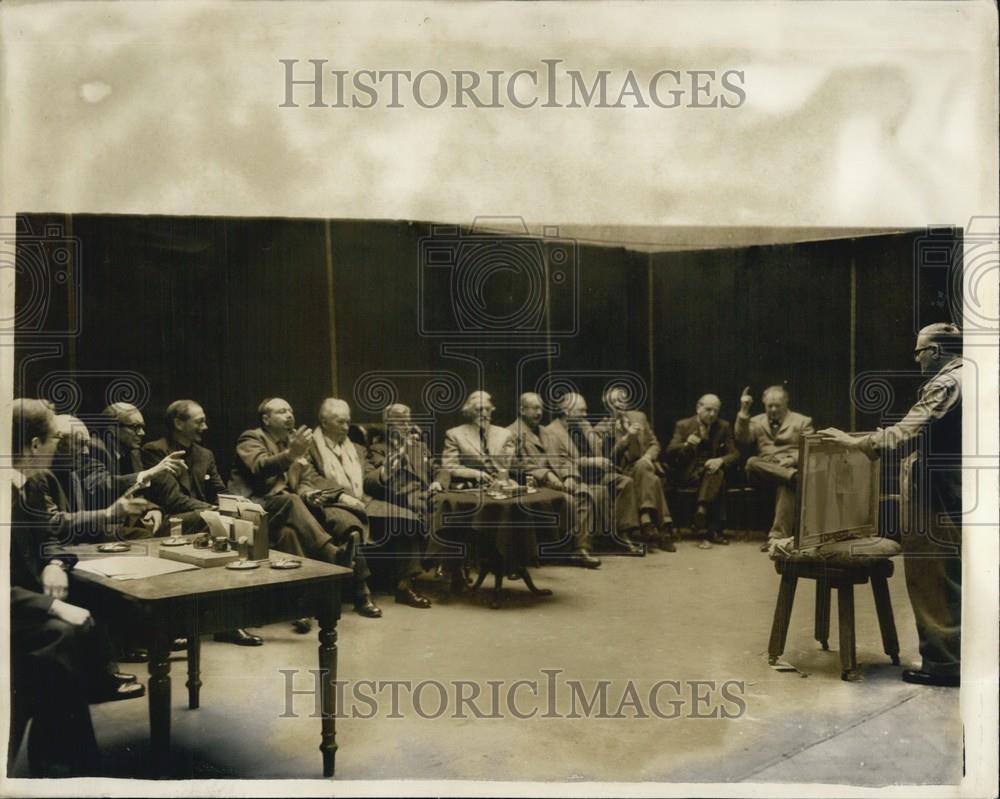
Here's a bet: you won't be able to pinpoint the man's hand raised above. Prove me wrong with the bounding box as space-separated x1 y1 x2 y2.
288 426 313 459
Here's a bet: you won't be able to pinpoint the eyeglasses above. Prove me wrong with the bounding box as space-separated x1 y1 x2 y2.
122 423 145 432
913 346 936 357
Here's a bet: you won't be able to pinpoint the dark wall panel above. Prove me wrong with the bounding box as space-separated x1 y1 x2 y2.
650 238 853 445
16 215 959 481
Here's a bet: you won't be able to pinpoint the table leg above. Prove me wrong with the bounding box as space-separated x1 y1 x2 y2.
318 596 341 778
148 625 172 776
519 568 553 597
186 630 201 710
491 571 504 609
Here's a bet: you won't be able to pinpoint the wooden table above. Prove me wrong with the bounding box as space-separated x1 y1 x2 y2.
61 539 352 777
428 488 568 608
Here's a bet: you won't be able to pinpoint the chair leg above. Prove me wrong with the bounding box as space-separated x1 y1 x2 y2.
814 578 831 650
768 573 798 665
870 574 901 665
837 582 859 680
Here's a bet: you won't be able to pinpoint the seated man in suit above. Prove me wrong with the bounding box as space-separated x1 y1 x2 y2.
142 399 262 646
734 385 814 551
308 398 432 609
46 414 189 662
665 394 738 548
8 400 145 776
542 392 642 554
506 392 601 568
233 397 381 619
593 387 675 552
79 402 187 517
366 403 447 518
441 390 516 484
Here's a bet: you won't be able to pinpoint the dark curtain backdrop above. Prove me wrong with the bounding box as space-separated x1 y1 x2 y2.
15 215 959 477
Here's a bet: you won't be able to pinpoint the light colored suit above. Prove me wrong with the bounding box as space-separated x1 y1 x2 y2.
507 418 591 551
441 423 515 481
735 410 815 537
542 417 639 537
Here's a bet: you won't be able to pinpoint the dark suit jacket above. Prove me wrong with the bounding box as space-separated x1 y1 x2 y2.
232 427 322 498
665 416 738 482
9 475 87 627
79 435 142 510
593 410 661 471
364 436 449 516
141 436 226 513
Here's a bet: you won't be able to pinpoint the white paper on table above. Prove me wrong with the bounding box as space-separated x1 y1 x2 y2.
74 556 199 580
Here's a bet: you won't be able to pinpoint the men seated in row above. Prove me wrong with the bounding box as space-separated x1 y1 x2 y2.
734 385 814 551
542 392 645 554
443 390 644 556
79 402 187 518
307 398 433 609
140 400 263 646
592 387 676 551
506 393 601 568
666 393 738 548
8 400 146 777
232 397 382 620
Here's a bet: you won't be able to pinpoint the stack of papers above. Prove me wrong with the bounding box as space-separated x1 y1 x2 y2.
75 556 199 580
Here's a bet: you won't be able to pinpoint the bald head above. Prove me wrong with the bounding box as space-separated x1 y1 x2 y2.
695 394 721 427
55 414 91 458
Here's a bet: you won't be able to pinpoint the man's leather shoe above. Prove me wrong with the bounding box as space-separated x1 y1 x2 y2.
659 533 677 553
214 628 263 646
901 669 959 687
119 647 149 663
110 672 138 685
171 638 188 651
572 549 602 569
759 540 771 552
395 587 432 608
291 618 312 634
92 678 146 704
708 531 730 545
354 597 383 618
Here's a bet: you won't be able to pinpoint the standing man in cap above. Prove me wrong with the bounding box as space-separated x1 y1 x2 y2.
821 322 963 687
